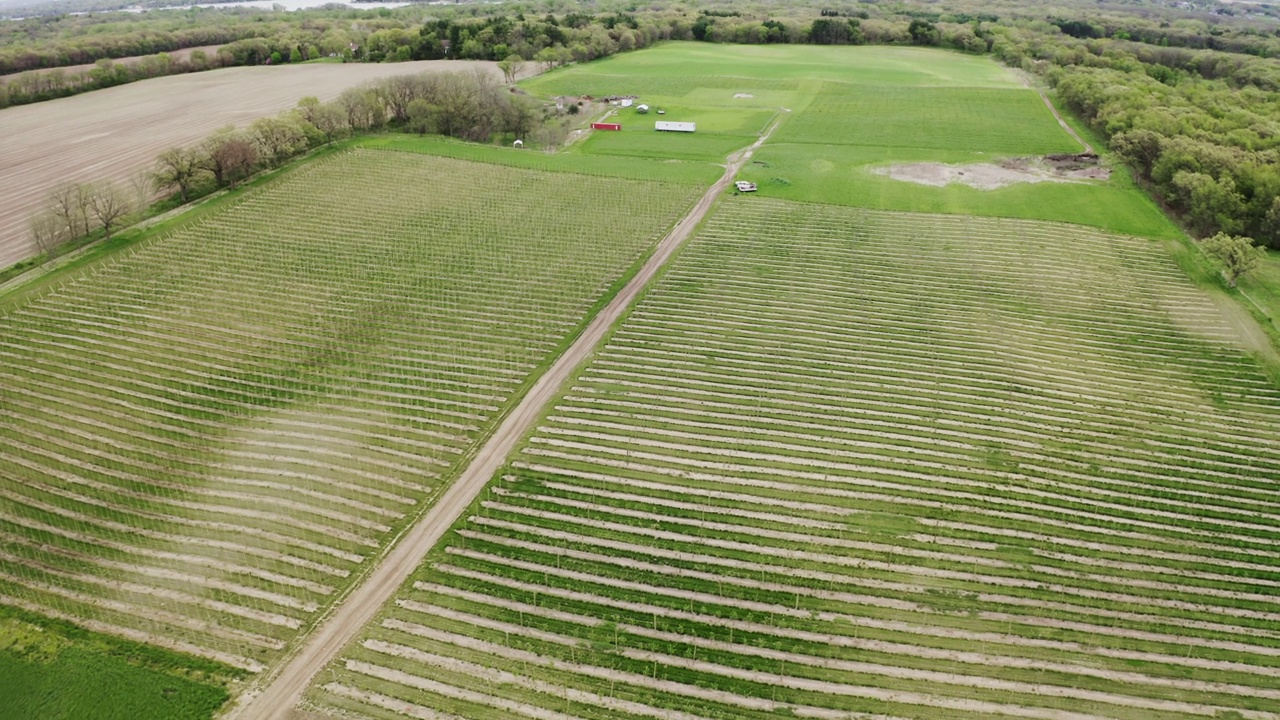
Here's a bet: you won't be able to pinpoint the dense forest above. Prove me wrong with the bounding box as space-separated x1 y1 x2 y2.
3 0 1280 248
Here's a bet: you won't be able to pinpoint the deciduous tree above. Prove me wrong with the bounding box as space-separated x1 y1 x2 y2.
29 210 65 258
498 53 525 84
154 146 204 202
88 181 130 242
1202 233 1265 287
47 181 91 239
203 131 259 188
250 116 308 167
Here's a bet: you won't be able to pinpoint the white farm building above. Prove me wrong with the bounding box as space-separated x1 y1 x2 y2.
655 121 696 133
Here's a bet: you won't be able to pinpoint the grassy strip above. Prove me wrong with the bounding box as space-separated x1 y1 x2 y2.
354 133 722 185
0 603 241 720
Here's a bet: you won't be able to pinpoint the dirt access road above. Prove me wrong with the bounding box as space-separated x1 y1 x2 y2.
224 113 787 720
0 59 526 270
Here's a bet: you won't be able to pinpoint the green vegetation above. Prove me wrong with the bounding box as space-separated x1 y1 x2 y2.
773 83 1075 154
1239 251 1280 328
5 11 1280 718
0 148 702 675
1202 233 1268 287
522 44 1026 95
524 43 1174 238
0 605 235 720
355 134 721 185
740 143 1180 239
310 196 1280 720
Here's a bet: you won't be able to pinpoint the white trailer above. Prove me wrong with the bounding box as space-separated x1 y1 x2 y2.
655 121 696 133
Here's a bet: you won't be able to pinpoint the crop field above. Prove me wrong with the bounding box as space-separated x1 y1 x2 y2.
0 58 527 270
308 197 1280 720
0 148 704 673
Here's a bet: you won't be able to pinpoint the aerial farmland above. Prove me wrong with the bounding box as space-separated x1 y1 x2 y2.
1 19 1278 720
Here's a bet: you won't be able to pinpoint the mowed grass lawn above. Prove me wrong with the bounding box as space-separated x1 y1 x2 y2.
526 42 1175 238
739 143 1181 239
0 607 234 720
773 83 1077 154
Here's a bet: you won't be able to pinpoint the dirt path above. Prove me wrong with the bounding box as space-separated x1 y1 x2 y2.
1034 87 1093 154
221 114 785 720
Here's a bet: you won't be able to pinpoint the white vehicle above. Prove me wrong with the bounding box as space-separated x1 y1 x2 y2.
734 181 758 193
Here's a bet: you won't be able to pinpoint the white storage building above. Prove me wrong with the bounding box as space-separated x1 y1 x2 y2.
655 121 696 133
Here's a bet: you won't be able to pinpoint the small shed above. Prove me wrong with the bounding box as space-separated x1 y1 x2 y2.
636 104 650 114
620 98 634 108
655 121 696 133
591 122 622 131
513 139 524 148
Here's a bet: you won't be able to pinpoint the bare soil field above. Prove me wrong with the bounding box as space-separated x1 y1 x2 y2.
0 59 521 269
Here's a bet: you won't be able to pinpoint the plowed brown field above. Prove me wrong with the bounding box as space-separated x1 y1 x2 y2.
0 59 520 269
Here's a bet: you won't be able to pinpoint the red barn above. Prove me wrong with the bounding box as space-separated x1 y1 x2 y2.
591 122 622 131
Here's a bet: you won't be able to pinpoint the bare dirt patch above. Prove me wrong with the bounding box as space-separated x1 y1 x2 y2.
873 154 1109 191
0 59 534 270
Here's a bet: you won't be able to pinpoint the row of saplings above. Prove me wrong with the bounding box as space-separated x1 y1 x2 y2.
28 69 551 260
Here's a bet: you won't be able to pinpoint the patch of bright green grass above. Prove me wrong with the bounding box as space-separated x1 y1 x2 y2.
522 43 1023 97
738 143 1181 239
574 105 773 161
609 105 775 136
356 134 722 185
522 43 1032 163
0 607 236 720
1238 250 1280 328
579 128 753 162
774 83 1080 155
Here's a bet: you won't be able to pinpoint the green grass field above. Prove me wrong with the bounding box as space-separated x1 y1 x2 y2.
523 42 1171 238
1239 250 1280 329
773 83 1078 154
0 605 235 720
355 133 723 185
740 143 1181 239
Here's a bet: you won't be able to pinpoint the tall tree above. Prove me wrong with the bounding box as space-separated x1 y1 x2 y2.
47 181 91 239
29 210 65 258
1202 233 1266 287
88 181 130 242
498 53 525 84
155 146 204 202
202 131 259 189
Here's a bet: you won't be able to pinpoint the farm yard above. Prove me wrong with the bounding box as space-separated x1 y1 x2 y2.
307 197 1280 720
527 43 1171 235
0 148 704 674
